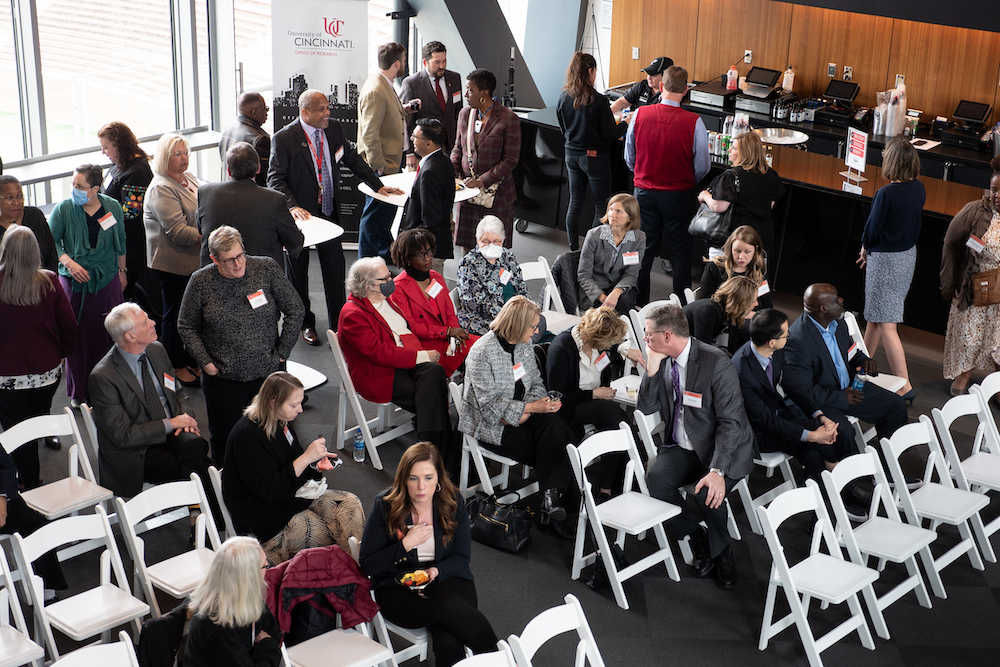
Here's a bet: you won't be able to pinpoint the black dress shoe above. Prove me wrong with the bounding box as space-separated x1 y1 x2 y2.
549 517 576 540
540 488 567 523
302 327 321 346
44 437 61 451
713 545 737 589
689 526 714 578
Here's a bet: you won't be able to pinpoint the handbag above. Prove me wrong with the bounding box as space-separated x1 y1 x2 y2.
972 267 1000 306
465 113 502 208
466 491 533 553
688 170 740 246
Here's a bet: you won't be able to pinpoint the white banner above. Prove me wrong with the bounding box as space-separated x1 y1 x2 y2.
272 0 369 236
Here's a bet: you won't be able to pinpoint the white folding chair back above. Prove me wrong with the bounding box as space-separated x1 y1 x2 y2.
115 474 221 617
507 594 606 667
78 404 101 464
10 505 149 661
0 548 44 667
682 287 698 305
207 466 237 539
629 300 674 361
52 631 139 667
821 450 938 638
519 256 581 333
327 329 414 471
841 312 905 393
757 480 879 667
567 424 681 610
450 287 460 314
967 382 1000 455
0 413 112 519
619 314 640 376
452 640 516 667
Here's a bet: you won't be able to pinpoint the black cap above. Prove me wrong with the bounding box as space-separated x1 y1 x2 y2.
641 57 674 76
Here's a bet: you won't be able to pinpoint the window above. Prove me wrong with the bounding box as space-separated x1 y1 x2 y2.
235 0 273 135
0 6 25 161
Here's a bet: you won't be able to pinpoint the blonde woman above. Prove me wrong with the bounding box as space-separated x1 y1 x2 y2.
682 275 759 354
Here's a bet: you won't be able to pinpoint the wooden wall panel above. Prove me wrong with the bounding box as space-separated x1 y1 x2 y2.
609 0 644 87
693 0 793 84
786 5 894 110
887 20 1000 125
640 0 699 84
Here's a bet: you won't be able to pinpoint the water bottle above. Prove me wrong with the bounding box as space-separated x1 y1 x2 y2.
353 428 366 463
726 66 738 90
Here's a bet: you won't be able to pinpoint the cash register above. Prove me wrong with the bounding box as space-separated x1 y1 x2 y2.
734 67 783 115
941 100 992 150
814 79 860 128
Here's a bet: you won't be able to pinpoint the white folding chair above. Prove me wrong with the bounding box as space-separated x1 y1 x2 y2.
52 630 139 667
619 314 640 376
327 329 414 471
10 505 149 661
821 450 938 638
0 548 44 667
207 466 236 540
450 382 538 502
452 641 516 667
450 287 460 315
757 480 879 667
969 373 1000 455
115 474 222 617
682 286 698 305
879 416 993 586
842 312 906 394
280 615 399 667
628 299 674 361
78 404 101 467
567 424 681 610
519 256 581 333
0 413 112 519
507 594 606 667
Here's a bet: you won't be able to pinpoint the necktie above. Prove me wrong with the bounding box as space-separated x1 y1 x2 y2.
139 354 166 420
667 361 682 446
765 357 774 388
434 77 446 111
315 129 334 217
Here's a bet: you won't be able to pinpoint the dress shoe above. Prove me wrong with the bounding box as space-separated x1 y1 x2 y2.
713 546 737 589
548 517 576 540
540 488 567 524
950 381 968 396
900 388 916 405
302 327 321 346
688 526 714 578
44 437 61 451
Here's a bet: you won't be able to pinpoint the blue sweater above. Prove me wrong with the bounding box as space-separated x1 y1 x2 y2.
861 179 925 252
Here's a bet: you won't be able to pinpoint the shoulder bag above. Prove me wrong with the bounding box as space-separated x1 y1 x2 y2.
688 170 740 247
466 491 533 553
465 113 501 208
972 267 1000 306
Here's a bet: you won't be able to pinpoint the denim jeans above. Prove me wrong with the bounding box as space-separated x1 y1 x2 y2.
358 195 397 260
564 150 611 251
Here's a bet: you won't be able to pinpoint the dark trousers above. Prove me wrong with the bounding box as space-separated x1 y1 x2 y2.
646 446 736 559
1 494 67 590
358 196 397 261
155 270 195 369
823 381 908 445
392 363 453 446
579 288 638 316
565 151 612 251
0 382 60 489
492 413 574 492
202 374 266 463
144 430 225 526
566 399 629 490
123 217 149 304
374 577 497 667
287 241 346 332
635 187 696 303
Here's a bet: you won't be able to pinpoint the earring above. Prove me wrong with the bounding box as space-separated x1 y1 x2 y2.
436 483 442 492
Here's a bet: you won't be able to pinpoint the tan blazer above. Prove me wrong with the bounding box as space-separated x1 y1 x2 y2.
144 172 201 276
357 72 405 175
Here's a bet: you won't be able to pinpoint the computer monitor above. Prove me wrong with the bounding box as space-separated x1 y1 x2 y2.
953 100 991 127
823 80 860 105
744 67 781 88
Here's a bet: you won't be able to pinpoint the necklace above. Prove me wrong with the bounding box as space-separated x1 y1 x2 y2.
476 98 495 120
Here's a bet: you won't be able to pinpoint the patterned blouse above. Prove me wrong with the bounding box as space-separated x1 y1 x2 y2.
456 246 529 335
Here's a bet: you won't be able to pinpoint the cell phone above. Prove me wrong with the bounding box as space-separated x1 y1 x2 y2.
912 139 927 146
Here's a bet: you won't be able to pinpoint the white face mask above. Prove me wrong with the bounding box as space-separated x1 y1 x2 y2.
479 243 503 259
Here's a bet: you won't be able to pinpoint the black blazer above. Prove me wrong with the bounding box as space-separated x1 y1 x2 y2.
267 119 383 222
545 329 623 424
783 315 870 413
402 149 455 260
197 179 304 267
219 114 271 186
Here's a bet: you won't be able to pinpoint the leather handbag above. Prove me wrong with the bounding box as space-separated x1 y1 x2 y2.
465 115 501 208
466 491 533 553
688 170 740 246
972 267 1000 306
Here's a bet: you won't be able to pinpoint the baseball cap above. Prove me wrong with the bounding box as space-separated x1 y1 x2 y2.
641 57 674 76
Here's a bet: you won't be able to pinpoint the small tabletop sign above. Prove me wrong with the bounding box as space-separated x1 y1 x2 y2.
839 127 869 192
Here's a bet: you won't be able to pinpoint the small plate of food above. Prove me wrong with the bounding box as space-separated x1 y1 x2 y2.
396 569 432 595
454 180 466 191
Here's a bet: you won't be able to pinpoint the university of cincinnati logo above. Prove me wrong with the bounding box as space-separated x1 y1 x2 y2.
323 18 344 37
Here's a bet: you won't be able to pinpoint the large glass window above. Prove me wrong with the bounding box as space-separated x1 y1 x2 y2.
0 7 25 161
367 0 394 75
235 0 273 135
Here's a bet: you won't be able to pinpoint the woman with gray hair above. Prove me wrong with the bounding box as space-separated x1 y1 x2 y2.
337 257 455 458
145 132 202 386
184 536 282 667
455 215 530 335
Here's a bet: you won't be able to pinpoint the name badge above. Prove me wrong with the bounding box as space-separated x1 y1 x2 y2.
499 267 511 285
452 91 461 104
335 146 345 163
283 425 294 445
163 373 175 392
847 342 859 361
967 234 985 254
758 280 771 296
475 120 483 134
594 351 611 371
622 251 639 266
247 290 268 309
512 362 526 381
98 212 117 231
716 331 730 347
427 281 444 298
682 391 703 408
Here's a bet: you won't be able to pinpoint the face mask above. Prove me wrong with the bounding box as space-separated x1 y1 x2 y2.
71 187 92 206
479 243 503 260
379 280 396 298
405 266 430 281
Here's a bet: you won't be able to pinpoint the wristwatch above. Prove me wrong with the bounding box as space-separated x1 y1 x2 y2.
709 468 725 478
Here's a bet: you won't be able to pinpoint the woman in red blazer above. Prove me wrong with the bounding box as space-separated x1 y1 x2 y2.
389 229 477 377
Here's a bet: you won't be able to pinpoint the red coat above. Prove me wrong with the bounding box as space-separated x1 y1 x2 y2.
389 270 478 377
337 294 419 403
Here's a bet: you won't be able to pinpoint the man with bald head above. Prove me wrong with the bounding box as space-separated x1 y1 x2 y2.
783 283 907 447
219 92 271 185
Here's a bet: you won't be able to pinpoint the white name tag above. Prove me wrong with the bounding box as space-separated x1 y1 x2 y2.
622 251 639 266
452 91 461 104
512 362 526 381
475 120 483 134
757 280 771 296
427 281 444 298
163 373 175 392
98 212 117 231
283 426 294 445
335 146 345 163
247 289 268 309
595 351 610 371
499 267 511 285
847 342 859 361
967 234 985 254
716 331 730 347
682 391 703 408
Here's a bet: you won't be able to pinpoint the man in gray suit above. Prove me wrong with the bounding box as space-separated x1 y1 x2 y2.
89 303 215 500
399 40 463 168
219 92 271 185
637 303 753 589
198 142 304 268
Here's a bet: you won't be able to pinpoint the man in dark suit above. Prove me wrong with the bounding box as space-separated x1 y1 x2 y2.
401 118 455 273
268 89 401 344
399 40 463 167
198 142 304 268
783 283 908 448
637 303 753 589
89 303 215 501
219 92 271 186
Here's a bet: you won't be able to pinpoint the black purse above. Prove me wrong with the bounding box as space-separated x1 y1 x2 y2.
688 170 741 246
466 491 533 553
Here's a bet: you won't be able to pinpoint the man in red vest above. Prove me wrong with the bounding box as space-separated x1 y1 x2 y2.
624 66 710 303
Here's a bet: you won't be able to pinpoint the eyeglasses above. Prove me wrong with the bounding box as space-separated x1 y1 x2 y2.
530 323 540 332
376 274 393 282
171 150 190 158
219 252 245 267
0 193 24 202
771 333 791 340
412 250 434 260
643 330 667 340
71 183 94 192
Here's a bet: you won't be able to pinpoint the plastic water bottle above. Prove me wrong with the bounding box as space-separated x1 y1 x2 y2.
353 428 366 463
726 66 738 90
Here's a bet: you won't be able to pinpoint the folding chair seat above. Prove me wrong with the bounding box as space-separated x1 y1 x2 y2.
567 424 681 610
507 594 606 667
280 625 397 667
519 256 581 334
51 630 139 667
0 548 44 667
207 466 237 540
757 481 879 667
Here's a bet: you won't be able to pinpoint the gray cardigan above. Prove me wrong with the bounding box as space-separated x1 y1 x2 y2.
577 225 646 303
144 172 201 276
458 331 546 446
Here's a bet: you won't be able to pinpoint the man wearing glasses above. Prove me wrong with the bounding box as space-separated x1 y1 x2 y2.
637 303 752 590
178 226 304 462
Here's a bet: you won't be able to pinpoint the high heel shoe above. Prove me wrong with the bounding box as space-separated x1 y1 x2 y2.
900 388 916 405
950 381 968 397
548 517 576 540
540 488 567 523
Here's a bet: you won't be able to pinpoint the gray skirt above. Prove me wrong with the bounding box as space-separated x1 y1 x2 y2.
864 246 916 323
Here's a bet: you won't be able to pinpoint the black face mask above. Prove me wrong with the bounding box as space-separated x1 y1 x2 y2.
405 266 430 281
379 280 396 298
